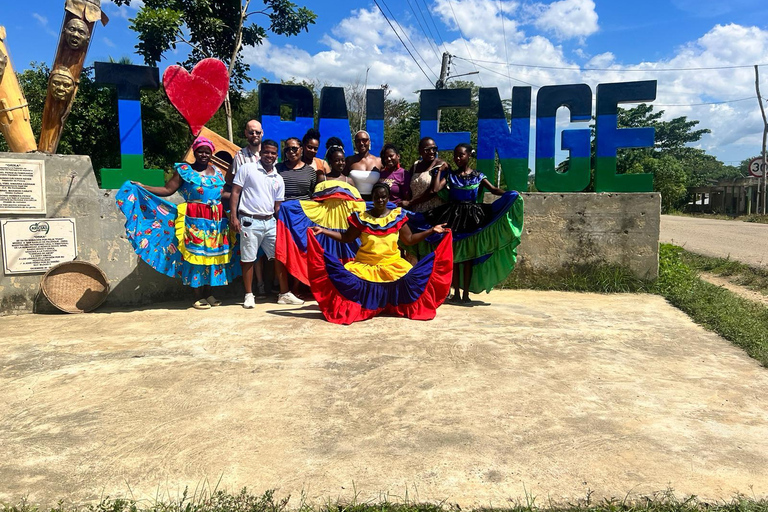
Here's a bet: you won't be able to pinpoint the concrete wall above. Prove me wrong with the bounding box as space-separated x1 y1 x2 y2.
0 153 187 315
508 192 661 280
0 154 660 315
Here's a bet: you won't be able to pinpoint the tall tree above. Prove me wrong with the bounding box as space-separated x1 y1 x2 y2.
113 0 316 141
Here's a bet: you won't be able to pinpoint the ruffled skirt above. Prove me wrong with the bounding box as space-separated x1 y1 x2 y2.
408 191 523 293
115 182 240 288
306 231 453 325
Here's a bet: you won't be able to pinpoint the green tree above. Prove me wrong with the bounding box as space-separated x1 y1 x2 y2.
113 0 316 140
0 64 191 179
0 63 120 173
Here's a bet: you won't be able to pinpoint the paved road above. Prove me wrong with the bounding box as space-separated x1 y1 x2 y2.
660 215 768 266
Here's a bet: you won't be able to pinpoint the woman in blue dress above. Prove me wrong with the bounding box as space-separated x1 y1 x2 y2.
115 137 240 309
414 143 524 304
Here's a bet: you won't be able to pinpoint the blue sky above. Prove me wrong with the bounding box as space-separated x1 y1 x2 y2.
4 0 768 166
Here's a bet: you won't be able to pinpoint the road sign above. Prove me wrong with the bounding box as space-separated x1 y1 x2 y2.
748 156 767 178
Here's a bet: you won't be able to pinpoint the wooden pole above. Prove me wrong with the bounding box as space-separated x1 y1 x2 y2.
0 26 37 153
38 1 107 153
755 65 768 214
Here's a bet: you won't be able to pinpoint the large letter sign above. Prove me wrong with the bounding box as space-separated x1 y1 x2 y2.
259 83 315 150
97 61 657 193
419 88 472 151
476 87 531 192
535 84 592 192
594 80 657 192
95 62 164 190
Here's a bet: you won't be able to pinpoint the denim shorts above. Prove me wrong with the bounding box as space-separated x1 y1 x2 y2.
239 215 276 262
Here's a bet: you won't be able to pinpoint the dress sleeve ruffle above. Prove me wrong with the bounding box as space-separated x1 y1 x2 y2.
175 163 226 187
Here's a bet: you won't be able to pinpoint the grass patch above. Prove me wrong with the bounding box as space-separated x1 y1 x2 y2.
680 252 768 295
654 244 768 367
2 490 767 512
500 265 650 293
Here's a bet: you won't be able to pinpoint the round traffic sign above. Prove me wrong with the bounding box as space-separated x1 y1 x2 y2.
748 157 767 178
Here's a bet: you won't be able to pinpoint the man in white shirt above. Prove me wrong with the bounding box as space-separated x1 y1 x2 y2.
230 139 291 309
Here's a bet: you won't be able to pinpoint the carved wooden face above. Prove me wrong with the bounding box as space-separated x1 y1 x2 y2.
51 70 76 101
0 50 7 81
64 19 90 50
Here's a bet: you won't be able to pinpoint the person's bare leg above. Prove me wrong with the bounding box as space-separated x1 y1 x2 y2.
450 263 461 301
255 256 264 288
276 260 290 294
461 262 472 303
242 261 254 294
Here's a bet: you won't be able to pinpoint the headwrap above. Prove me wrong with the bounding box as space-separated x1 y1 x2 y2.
192 136 215 153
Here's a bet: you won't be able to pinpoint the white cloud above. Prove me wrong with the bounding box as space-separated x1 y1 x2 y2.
32 12 57 38
32 13 48 26
530 0 599 40
239 3 767 165
103 0 144 20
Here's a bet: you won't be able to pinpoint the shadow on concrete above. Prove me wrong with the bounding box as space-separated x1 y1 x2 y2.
266 304 326 320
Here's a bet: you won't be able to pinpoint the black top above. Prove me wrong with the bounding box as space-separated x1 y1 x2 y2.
276 162 317 200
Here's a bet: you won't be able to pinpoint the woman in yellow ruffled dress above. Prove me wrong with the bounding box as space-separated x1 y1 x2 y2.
307 182 452 324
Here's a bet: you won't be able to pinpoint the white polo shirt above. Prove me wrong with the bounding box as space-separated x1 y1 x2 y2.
233 160 285 217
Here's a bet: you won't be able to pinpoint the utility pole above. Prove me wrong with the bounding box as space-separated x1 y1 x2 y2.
436 52 451 89
756 65 768 214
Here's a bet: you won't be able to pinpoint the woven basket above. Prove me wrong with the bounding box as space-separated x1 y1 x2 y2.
40 261 110 313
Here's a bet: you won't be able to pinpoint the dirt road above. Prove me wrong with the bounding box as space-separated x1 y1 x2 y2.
660 215 768 265
1 291 768 507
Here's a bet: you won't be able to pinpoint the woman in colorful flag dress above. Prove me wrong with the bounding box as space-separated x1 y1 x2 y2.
115 137 239 309
308 182 452 325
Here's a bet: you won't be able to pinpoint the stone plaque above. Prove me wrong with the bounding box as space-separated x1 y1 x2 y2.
1 218 77 274
0 159 46 214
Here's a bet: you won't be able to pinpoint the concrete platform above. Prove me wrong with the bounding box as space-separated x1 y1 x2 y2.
1 290 767 507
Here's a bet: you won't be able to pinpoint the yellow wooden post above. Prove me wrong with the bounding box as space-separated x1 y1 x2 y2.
0 26 37 153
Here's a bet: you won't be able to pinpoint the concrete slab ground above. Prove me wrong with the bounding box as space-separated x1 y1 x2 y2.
1 290 767 508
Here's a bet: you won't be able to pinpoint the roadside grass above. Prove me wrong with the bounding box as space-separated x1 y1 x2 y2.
680 252 768 295
2 490 767 512
499 265 650 293
655 244 768 366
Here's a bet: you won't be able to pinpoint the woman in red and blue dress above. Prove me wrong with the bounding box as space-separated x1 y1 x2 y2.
308 182 452 325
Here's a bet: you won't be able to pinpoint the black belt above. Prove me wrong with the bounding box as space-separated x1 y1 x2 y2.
238 211 273 220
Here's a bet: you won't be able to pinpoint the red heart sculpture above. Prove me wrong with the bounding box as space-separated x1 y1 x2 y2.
163 58 229 136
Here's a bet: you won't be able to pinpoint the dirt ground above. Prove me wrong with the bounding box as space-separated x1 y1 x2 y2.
2 290 768 508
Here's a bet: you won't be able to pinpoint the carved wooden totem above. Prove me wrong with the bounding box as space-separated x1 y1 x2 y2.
38 0 108 153
0 26 36 153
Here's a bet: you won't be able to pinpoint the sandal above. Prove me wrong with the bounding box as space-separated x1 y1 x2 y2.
193 299 211 310
205 295 222 307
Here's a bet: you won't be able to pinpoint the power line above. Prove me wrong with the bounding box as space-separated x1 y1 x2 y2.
379 0 439 81
419 0 449 55
470 60 541 88
467 62 757 106
446 0 483 86
405 0 442 63
453 55 768 72
654 97 757 106
372 0 435 85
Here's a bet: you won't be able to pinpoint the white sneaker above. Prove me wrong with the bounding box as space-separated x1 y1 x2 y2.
243 293 255 309
277 291 304 305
